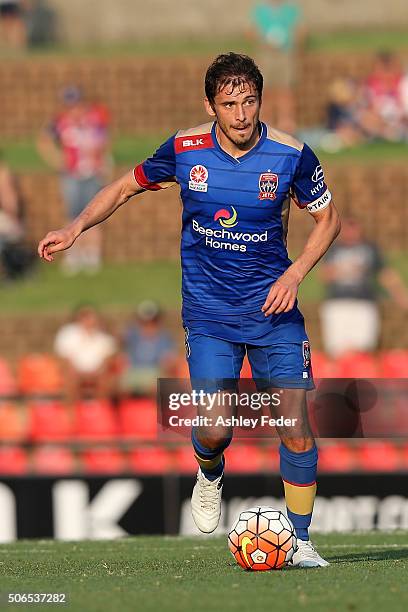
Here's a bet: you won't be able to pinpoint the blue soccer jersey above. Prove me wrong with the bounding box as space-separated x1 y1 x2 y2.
134 122 331 317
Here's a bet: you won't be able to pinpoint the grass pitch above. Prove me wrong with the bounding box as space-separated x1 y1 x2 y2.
0 533 408 612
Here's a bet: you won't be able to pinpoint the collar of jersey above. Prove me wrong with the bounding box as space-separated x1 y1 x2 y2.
211 121 266 165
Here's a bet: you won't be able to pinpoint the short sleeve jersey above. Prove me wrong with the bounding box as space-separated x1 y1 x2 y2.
134 122 331 316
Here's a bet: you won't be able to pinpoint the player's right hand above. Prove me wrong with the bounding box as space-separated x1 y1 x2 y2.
37 228 77 262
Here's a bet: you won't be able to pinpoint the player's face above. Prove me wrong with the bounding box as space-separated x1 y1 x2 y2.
205 81 261 153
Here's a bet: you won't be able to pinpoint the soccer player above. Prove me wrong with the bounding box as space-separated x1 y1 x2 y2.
38 53 340 568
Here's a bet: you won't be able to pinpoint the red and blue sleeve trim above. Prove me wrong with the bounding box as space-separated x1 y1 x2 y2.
133 163 163 191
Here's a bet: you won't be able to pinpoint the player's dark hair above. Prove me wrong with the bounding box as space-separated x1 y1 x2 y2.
205 53 263 106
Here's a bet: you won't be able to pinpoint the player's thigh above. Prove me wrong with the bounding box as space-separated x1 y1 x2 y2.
185 329 245 387
247 342 314 443
185 331 245 439
246 340 313 390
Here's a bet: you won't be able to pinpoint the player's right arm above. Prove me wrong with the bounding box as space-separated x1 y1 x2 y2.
38 170 144 262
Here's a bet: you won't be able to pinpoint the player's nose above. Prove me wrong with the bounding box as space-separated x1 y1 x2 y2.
235 104 246 122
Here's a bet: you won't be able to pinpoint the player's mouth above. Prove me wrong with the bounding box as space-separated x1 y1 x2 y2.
232 125 251 132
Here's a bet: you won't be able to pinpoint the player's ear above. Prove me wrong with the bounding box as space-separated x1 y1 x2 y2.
204 97 216 117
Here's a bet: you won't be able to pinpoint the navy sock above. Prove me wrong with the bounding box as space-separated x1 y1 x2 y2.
191 427 231 481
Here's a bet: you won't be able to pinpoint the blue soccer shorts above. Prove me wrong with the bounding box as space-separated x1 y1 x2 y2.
182 305 314 392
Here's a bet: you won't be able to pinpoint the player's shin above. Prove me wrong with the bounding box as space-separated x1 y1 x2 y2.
279 443 318 541
191 427 231 480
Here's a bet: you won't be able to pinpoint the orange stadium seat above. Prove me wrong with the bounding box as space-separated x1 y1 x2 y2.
18 353 63 396
29 401 73 442
318 443 355 472
355 441 400 472
400 444 408 470
81 447 126 474
379 350 408 378
311 352 340 378
0 402 27 442
263 444 280 471
119 398 157 441
0 446 28 475
0 358 17 396
75 400 118 441
32 446 75 475
336 352 379 378
129 446 173 474
226 444 264 473
173 445 198 474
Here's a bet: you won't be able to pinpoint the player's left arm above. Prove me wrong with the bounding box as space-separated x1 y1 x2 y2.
262 144 341 316
262 204 340 316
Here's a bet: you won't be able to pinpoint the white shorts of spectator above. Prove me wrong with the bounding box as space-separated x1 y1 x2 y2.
320 299 380 358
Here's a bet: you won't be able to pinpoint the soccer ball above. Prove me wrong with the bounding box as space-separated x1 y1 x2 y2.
228 507 297 571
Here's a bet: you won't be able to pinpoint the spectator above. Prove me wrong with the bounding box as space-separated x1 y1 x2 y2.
121 300 177 395
319 217 408 357
320 77 365 152
400 68 408 128
0 0 27 49
312 54 408 152
0 155 32 280
26 0 56 46
251 0 303 132
37 86 111 275
54 305 118 403
359 51 405 142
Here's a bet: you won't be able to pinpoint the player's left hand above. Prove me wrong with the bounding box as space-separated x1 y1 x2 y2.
262 271 300 316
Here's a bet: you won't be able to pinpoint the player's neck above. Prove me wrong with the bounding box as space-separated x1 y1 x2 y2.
215 122 262 159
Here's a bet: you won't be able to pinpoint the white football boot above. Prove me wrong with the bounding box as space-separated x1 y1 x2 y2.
191 468 223 533
291 539 329 568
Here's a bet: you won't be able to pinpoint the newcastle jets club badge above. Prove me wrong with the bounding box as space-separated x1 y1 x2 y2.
302 340 311 368
258 172 279 200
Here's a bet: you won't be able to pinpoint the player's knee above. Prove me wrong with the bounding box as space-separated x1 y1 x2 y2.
281 437 315 453
197 429 232 451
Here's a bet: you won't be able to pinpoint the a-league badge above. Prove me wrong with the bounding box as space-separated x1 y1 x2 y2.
189 165 208 192
302 340 311 368
258 172 279 200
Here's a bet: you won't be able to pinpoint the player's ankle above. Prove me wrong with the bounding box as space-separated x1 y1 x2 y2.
295 528 309 541
200 456 224 481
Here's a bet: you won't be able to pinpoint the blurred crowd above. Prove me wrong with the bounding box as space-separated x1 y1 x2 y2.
252 4 408 148
0 151 33 280
0 0 54 50
0 84 111 281
51 228 408 406
53 301 179 404
319 217 408 358
0 0 407 373
321 51 408 151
